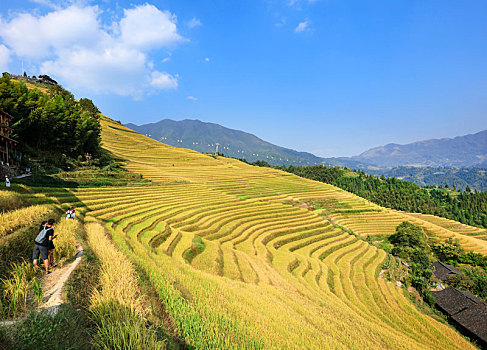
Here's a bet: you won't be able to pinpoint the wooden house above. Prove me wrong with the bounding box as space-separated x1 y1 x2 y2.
433 286 487 348
0 109 18 165
431 261 462 282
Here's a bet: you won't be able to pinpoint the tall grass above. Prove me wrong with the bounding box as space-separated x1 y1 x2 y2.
0 190 26 212
52 219 78 263
0 205 51 237
0 260 42 318
85 222 164 349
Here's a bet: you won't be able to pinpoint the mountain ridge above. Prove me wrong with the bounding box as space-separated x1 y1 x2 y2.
126 118 487 169
352 129 487 168
125 118 323 166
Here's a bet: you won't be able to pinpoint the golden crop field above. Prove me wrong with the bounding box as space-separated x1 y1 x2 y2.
18 116 484 349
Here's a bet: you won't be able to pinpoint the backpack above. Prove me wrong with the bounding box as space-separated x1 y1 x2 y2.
35 226 51 245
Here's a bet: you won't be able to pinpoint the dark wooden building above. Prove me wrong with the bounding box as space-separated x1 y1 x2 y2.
433 286 487 348
431 261 461 282
0 109 18 165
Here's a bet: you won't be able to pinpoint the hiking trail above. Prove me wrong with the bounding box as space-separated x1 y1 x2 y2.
39 243 84 314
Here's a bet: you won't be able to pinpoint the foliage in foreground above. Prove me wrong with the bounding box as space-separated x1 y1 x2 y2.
1 304 92 350
0 260 41 318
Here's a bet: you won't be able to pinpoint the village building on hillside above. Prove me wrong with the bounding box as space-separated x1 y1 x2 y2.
431 261 461 282
6 73 58 86
0 109 19 167
432 286 487 348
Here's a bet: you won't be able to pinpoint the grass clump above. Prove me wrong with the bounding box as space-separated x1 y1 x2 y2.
182 235 205 264
0 260 42 318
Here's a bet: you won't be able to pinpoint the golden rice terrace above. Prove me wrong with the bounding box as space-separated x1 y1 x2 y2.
24 116 487 349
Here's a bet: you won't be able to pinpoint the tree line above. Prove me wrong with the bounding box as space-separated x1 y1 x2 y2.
0 73 102 161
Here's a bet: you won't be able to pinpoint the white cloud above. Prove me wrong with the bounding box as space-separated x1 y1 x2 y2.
0 45 11 72
186 95 197 101
0 3 184 97
204 57 210 62
188 17 202 29
150 71 178 90
118 4 183 50
41 46 150 97
295 19 310 33
0 6 103 59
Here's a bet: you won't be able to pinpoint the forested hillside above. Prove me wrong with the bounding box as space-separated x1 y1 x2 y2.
266 164 487 229
377 166 487 191
0 73 103 170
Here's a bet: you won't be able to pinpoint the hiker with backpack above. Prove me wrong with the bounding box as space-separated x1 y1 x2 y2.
32 219 57 274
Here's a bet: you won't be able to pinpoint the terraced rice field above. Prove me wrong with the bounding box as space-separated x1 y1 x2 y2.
408 212 487 238
20 117 482 348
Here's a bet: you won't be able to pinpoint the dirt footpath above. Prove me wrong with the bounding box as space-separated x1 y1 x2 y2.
39 244 84 314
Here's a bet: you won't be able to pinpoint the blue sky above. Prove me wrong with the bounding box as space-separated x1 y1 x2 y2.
0 0 486 157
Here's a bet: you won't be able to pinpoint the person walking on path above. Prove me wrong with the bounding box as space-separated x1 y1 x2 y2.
33 219 56 274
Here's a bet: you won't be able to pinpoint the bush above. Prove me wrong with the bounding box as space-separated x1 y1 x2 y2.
390 221 426 248
431 238 464 264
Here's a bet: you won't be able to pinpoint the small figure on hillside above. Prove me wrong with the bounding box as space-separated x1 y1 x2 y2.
33 219 57 274
66 207 76 220
5 176 10 188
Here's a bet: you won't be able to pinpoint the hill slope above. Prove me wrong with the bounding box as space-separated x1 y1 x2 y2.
33 116 480 348
125 118 323 166
351 130 487 168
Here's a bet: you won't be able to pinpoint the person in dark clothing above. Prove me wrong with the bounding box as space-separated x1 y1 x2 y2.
46 221 58 268
33 219 56 274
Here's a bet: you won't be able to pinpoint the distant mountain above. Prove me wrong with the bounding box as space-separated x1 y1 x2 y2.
350 130 487 168
125 119 323 166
